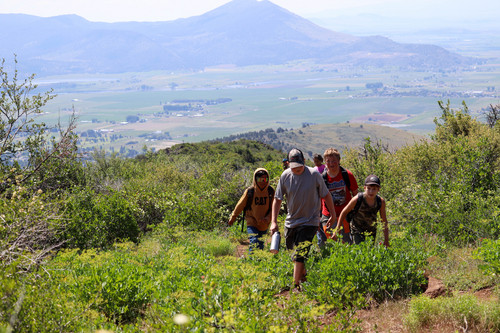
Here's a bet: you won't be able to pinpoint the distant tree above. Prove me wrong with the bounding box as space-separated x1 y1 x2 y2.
126 115 140 123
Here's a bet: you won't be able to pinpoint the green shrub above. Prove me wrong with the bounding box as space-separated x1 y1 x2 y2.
475 238 500 277
64 188 139 249
71 254 155 323
307 239 427 304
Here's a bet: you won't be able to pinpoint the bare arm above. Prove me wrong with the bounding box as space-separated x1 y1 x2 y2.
335 196 358 234
270 198 282 234
379 198 389 247
322 193 337 228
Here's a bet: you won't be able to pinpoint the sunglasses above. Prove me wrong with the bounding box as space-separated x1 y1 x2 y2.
257 176 268 182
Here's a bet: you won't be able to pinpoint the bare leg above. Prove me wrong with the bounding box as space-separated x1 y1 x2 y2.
293 261 305 286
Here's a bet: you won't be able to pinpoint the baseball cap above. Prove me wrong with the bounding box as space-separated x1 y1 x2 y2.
288 148 305 168
365 175 381 186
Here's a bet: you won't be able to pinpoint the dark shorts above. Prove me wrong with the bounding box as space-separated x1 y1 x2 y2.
284 225 317 263
351 231 376 245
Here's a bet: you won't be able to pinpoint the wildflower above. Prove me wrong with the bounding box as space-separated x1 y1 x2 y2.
173 313 190 325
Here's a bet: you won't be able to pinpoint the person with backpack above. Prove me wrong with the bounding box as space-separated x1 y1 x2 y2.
335 174 389 247
318 148 358 247
228 168 274 253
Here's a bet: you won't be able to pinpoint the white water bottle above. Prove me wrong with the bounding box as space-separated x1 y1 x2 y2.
270 231 281 254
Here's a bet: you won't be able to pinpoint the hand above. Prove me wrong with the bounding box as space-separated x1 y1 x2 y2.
270 221 279 234
326 216 336 230
228 219 234 226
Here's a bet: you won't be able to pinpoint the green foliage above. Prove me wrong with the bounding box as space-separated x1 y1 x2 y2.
1 230 370 332
4 70 500 333
69 250 155 323
342 137 394 198
189 230 235 257
306 239 427 304
475 239 500 277
342 100 500 245
405 294 500 333
433 100 480 141
64 188 139 249
390 124 500 244
163 139 282 170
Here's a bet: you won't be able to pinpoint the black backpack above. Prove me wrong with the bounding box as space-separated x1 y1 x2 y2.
346 193 382 223
240 186 275 231
322 166 351 193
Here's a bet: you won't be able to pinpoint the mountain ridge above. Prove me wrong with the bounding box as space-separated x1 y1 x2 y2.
0 0 477 75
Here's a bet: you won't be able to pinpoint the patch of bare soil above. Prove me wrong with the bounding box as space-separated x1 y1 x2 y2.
235 243 248 258
473 286 497 302
356 300 409 332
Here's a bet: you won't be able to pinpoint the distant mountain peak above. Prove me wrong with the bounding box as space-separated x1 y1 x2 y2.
0 1 476 75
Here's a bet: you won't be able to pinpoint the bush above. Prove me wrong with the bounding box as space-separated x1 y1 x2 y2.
306 239 427 304
64 188 139 249
70 252 155 323
475 238 500 277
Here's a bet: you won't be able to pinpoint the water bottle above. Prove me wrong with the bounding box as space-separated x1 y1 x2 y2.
270 231 281 254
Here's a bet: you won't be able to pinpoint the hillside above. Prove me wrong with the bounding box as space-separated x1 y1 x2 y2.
0 0 476 75
212 122 423 159
2 101 500 331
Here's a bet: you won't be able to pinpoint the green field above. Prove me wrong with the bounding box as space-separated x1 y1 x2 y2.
34 61 500 154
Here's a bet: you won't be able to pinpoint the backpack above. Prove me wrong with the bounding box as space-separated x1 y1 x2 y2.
240 186 275 231
322 166 351 193
346 193 382 223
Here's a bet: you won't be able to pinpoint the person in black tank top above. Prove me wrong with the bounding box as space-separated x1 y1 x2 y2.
336 175 389 247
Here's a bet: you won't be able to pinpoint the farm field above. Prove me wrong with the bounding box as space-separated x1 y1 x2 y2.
35 60 500 155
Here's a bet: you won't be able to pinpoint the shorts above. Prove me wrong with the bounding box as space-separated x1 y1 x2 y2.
351 231 376 245
284 225 317 263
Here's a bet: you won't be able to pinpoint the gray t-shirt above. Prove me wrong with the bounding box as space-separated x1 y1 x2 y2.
275 166 329 228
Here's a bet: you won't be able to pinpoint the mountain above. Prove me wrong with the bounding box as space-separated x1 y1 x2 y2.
0 0 476 75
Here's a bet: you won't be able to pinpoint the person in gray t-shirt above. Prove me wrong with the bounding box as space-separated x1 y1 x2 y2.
270 148 336 290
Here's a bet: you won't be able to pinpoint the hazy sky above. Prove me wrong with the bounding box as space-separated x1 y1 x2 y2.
1 0 497 23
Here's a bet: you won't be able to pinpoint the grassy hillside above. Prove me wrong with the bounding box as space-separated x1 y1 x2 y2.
2 101 500 331
213 122 423 159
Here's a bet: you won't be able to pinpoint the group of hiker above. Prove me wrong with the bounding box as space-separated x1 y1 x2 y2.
228 147 389 290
